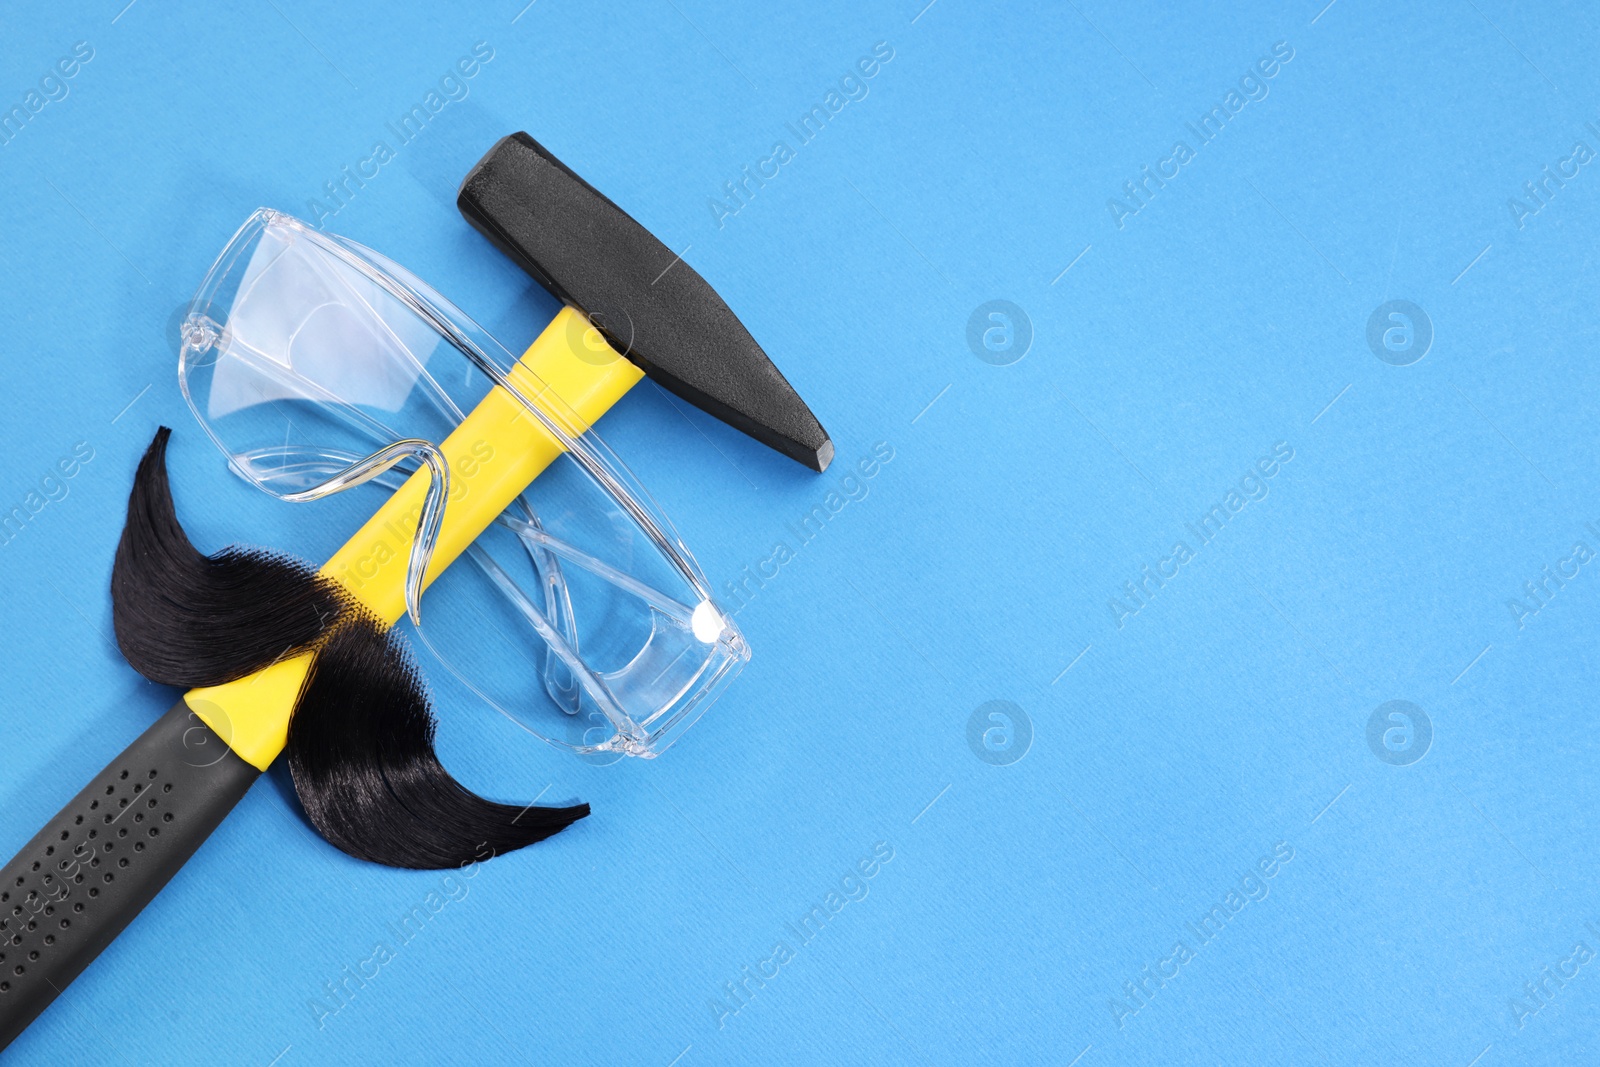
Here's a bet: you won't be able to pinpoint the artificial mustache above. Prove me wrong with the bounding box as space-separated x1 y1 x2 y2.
111 427 587 869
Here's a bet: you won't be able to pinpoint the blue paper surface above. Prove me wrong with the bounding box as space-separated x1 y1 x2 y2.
1 1 1598 1063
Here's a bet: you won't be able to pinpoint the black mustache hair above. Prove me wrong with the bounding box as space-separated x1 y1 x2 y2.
112 427 344 686
110 428 587 868
287 610 588 869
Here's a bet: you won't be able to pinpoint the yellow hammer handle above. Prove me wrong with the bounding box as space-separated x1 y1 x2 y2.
185 308 642 770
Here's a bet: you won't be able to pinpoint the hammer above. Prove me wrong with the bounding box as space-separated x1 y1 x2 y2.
0 136 830 1048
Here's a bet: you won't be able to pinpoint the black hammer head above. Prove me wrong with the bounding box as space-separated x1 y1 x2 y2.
458 133 833 472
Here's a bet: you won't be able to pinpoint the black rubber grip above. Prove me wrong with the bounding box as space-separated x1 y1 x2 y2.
457 132 833 472
0 701 260 1051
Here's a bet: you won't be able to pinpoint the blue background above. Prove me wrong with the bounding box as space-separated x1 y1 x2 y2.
1 0 1597 1063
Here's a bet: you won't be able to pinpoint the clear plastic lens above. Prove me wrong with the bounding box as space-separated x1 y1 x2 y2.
179 209 749 758
181 212 483 495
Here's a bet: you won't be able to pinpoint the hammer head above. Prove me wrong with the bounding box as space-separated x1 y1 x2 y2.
458 133 833 472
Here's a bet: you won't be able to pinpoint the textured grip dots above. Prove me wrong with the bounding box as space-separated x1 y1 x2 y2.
0 765 173 996
0 702 260 1050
